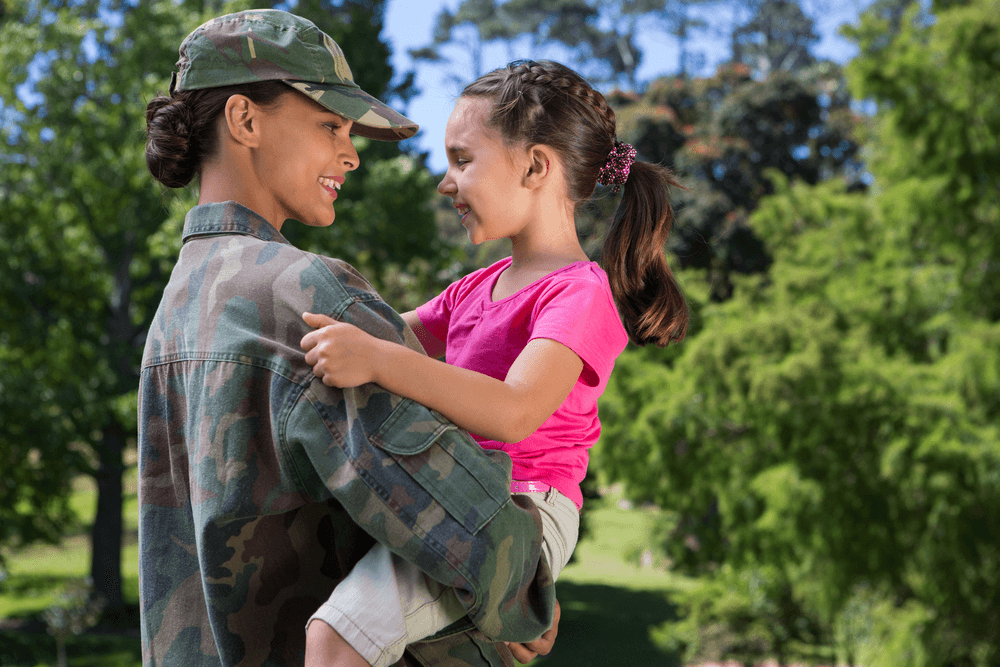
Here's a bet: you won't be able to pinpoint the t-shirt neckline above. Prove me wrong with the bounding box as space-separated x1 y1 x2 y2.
489 257 596 305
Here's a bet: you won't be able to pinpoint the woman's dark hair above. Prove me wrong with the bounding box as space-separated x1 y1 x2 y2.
462 60 688 347
145 81 290 188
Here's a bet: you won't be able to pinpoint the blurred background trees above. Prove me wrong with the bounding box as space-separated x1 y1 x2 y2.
2 0 998 664
595 0 1000 664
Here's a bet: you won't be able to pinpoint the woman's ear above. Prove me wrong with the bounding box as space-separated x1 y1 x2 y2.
524 144 555 189
223 94 262 149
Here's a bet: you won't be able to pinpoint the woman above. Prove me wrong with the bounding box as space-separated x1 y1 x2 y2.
138 10 556 667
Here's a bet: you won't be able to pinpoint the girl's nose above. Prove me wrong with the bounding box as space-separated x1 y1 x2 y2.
437 173 455 196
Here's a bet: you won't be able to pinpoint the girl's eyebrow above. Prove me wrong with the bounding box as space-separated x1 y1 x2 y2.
446 145 467 155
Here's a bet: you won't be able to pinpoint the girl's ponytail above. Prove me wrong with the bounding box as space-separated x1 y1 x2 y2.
602 159 688 347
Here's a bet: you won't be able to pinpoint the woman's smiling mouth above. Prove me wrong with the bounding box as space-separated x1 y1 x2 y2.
319 176 343 199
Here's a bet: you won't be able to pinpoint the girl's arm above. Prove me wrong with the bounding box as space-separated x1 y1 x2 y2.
301 312 582 444
401 310 445 359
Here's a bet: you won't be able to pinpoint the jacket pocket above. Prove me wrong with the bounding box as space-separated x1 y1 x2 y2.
374 399 510 535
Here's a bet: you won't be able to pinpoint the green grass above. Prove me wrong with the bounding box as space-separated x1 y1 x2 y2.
529 499 684 666
1 469 142 667
1 478 681 667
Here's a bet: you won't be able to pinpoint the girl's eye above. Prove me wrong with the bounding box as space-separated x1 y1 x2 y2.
325 123 343 132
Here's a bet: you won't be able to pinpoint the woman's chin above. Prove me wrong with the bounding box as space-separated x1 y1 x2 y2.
301 210 336 227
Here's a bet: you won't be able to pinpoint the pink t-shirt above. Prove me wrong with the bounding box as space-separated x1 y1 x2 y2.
415 257 629 509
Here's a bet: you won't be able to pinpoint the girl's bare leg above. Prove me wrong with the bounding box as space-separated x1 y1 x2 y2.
306 619 372 667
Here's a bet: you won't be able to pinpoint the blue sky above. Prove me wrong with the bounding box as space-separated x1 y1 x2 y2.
382 0 875 172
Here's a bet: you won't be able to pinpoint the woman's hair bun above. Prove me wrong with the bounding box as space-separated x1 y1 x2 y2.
145 95 199 188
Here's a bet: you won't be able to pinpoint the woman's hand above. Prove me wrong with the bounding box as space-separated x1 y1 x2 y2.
301 312 381 388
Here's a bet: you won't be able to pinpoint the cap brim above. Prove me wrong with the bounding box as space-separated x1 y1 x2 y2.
283 80 418 142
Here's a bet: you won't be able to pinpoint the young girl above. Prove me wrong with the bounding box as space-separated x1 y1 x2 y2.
300 60 688 666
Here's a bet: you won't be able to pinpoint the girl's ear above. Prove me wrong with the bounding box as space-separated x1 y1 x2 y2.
524 144 555 189
223 94 262 149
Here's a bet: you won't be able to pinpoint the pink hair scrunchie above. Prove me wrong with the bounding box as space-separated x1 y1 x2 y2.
597 141 636 194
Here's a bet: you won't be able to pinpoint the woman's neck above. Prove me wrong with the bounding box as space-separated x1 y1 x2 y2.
198 153 285 232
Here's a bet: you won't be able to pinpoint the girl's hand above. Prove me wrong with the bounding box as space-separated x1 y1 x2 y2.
506 599 560 663
300 312 380 388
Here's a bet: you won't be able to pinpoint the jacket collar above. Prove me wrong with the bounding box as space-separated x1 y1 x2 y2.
182 201 291 245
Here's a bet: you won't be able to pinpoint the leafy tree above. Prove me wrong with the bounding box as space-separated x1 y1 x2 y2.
0 0 202 611
0 0 441 611
731 0 818 77
596 0 1000 663
656 0 710 78
844 0 1000 320
410 0 673 88
409 0 535 83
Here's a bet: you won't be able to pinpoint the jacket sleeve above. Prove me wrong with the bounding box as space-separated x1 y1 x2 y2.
279 255 557 644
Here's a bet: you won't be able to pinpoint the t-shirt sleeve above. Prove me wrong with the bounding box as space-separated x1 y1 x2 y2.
415 277 461 343
529 277 628 388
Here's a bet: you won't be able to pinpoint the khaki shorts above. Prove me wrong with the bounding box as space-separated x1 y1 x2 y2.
307 487 579 667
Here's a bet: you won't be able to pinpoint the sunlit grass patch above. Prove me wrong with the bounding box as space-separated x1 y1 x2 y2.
1 468 140 621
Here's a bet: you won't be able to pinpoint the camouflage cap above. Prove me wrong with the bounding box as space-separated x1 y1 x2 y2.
171 9 417 141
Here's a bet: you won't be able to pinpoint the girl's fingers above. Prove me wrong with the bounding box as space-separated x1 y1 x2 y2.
506 642 537 663
302 311 337 328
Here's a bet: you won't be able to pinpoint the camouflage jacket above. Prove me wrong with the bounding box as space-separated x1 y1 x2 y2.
138 202 555 667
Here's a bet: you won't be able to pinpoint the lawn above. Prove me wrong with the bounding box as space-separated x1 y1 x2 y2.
0 477 682 667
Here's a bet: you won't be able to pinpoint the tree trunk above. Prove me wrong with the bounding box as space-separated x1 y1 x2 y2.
90 420 125 611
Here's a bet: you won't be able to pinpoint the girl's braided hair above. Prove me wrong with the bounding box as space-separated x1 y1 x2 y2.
462 60 688 347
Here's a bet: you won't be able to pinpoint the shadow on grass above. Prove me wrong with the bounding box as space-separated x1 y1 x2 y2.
532 581 680 667
1 604 142 667
1 585 677 667
0 630 141 667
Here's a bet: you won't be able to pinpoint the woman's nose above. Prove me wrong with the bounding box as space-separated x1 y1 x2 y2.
343 140 360 171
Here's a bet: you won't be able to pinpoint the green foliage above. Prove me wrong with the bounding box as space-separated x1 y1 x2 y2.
601 166 1000 661
0 1 202 589
844 0 1000 319
832 585 932 667
652 564 828 666
597 4 1000 660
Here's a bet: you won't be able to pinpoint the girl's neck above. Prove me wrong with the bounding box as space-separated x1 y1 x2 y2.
507 201 588 273
493 205 589 302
